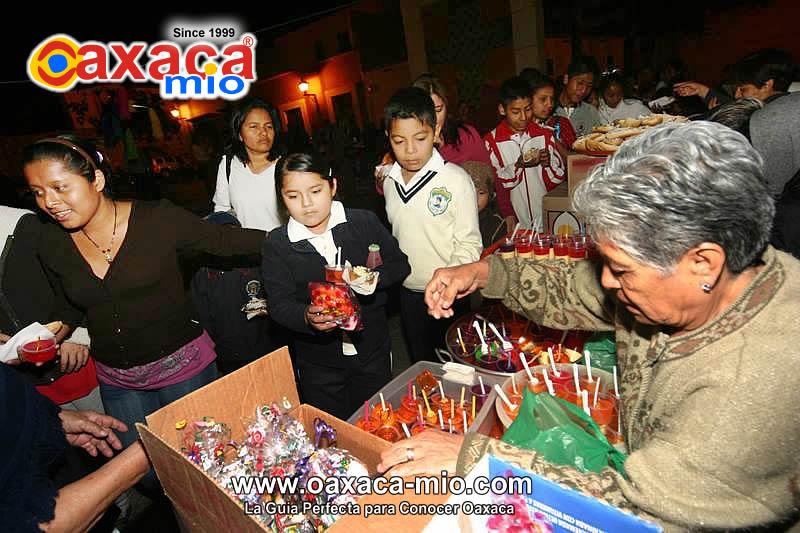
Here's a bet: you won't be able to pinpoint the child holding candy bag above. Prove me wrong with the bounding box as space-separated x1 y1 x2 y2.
262 152 410 420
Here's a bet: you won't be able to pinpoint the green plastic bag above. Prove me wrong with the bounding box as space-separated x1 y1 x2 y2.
501 388 627 475
582 331 617 373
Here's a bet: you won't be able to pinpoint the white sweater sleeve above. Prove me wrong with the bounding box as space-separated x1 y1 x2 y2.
447 174 483 267
212 157 231 213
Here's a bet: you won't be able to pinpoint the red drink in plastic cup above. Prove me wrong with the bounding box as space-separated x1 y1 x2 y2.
553 237 570 261
528 378 549 395
569 239 586 261
514 233 533 258
532 234 551 260
21 338 57 363
324 265 344 284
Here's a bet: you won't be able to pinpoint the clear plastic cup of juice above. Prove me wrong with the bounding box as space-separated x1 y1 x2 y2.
514 232 533 259
532 234 552 260
553 236 570 261
569 239 586 261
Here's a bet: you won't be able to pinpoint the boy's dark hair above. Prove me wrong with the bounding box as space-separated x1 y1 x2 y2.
567 56 599 79
384 87 436 132
23 135 114 196
274 152 336 218
499 76 532 108
733 49 797 93
598 72 629 96
226 97 285 167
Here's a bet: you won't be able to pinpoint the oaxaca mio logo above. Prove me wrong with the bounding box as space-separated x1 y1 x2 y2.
27 33 257 100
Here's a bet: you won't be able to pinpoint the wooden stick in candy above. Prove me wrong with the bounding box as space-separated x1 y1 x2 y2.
438 379 445 400
413 385 417 400
438 409 444 430
573 363 581 394
448 419 453 434
402 422 411 438
422 389 433 415
472 396 476 419
463 410 468 433
613 366 620 398
457 328 466 354
379 392 387 411
521 352 535 383
450 399 455 419
581 390 590 416
510 222 521 241
460 386 465 407
478 375 486 394
512 374 518 394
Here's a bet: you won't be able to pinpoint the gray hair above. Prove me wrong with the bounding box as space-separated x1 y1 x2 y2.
572 121 775 274
707 98 764 140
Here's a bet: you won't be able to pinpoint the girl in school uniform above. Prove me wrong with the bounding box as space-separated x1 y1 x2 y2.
262 152 410 420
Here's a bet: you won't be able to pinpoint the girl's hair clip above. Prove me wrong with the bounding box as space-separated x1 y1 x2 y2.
328 167 332 177
96 151 104 164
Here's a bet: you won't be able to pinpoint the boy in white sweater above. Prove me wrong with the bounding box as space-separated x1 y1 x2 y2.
382 87 483 362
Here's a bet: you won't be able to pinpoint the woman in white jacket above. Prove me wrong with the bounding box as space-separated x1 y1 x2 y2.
598 74 651 124
212 98 286 232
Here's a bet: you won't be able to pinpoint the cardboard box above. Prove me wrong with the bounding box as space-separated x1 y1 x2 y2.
542 182 583 235
567 153 607 198
138 347 446 532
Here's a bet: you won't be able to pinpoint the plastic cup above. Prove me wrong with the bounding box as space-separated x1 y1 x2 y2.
528 378 549 395
499 239 516 259
470 384 490 410
374 425 402 443
553 236 570 261
514 233 533 259
532 234 552 260
324 264 344 284
578 377 603 398
590 396 616 427
20 338 57 363
568 239 586 261
556 386 581 406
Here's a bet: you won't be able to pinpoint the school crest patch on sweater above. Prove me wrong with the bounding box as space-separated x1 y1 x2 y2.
428 187 452 216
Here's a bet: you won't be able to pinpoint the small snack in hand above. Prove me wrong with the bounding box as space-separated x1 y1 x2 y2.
348 265 375 284
522 147 540 162
44 321 64 335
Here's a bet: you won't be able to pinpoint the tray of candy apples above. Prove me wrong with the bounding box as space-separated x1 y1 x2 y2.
493 358 625 451
442 304 591 376
349 368 508 443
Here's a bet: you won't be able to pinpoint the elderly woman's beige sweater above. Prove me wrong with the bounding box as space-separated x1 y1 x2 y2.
458 247 800 532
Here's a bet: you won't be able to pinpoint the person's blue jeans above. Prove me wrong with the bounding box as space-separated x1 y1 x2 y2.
99 361 218 494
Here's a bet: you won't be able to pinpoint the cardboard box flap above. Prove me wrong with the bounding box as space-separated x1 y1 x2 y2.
138 423 267 532
145 347 301 449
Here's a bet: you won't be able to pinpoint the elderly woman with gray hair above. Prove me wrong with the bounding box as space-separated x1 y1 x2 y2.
377 121 800 532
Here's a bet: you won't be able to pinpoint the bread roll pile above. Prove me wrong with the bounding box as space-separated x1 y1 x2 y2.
572 113 688 153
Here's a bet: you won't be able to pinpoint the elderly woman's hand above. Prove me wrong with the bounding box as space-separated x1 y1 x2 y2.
425 260 490 318
59 409 128 458
59 342 90 373
377 430 464 477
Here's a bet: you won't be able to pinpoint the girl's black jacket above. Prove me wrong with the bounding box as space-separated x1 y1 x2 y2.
262 208 410 368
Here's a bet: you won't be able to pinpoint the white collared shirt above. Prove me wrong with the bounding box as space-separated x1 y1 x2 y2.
286 201 356 355
287 200 347 265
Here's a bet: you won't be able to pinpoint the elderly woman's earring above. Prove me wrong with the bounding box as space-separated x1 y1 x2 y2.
701 283 713 293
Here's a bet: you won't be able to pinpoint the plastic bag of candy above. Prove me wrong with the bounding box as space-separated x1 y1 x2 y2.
180 417 233 476
308 281 363 331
